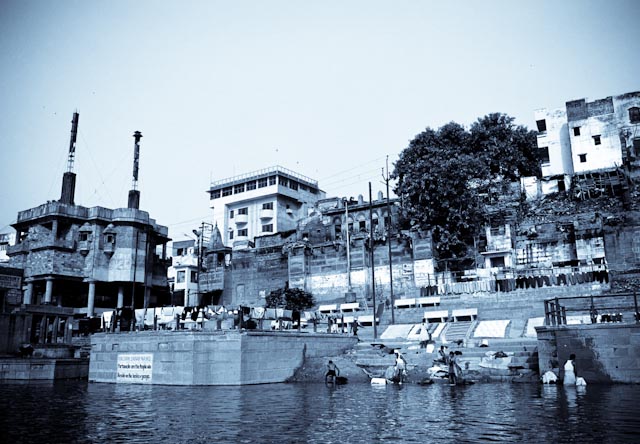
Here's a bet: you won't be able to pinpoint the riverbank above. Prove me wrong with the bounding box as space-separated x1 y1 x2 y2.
288 337 540 384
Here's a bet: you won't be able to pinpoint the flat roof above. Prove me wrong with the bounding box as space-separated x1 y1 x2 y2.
209 165 319 190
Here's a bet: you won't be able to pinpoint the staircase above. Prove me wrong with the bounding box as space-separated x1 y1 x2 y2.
441 321 475 344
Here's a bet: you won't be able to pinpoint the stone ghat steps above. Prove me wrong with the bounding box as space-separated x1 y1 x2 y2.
353 339 539 374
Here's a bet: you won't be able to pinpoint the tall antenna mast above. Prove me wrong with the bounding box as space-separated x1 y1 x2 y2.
60 111 80 204
67 111 79 172
128 131 142 209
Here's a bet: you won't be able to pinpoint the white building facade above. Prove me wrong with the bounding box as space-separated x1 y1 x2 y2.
534 91 640 194
208 166 325 248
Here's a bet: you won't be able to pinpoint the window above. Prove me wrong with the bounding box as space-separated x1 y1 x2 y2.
536 119 547 132
262 224 273 232
262 202 273 210
269 176 276 185
279 177 289 187
258 178 268 188
573 127 581 136
234 183 245 194
229 231 234 240
177 270 185 283
176 248 185 256
290 180 298 190
359 220 367 231
238 207 248 215
490 256 505 268
633 139 640 156
539 147 550 165
229 210 234 219
334 224 342 238
247 181 256 190
578 153 587 163
593 135 601 145
105 233 115 244
79 232 89 242
629 107 640 124
238 229 248 237
190 271 197 283
222 187 232 197
211 190 221 199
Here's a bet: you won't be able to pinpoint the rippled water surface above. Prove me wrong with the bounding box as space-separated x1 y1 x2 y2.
1 381 639 443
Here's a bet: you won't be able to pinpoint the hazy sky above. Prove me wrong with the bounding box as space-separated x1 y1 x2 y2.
1 0 639 241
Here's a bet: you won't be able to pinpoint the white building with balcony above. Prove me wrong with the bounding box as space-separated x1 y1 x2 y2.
208 166 325 248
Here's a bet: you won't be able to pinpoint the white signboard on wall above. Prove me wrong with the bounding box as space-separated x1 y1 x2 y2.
413 259 435 287
116 353 153 384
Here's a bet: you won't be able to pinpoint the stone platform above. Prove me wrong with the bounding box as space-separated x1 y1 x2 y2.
89 329 356 385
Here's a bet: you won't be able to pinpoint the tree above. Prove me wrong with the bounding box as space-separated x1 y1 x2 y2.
265 287 315 312
392 114 539 270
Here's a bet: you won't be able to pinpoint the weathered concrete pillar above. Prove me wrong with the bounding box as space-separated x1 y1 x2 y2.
117 286 124 309
87 280 96 317
64 316 73 343
23 279 34 305
44 277 54 304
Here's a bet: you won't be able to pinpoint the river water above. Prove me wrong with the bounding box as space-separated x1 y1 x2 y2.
1 381 639 443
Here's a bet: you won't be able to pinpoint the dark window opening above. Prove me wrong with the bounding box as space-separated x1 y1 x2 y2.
490 256 505 268
629 107 640 124
229 210 234 219
558 179 566 192
238 229 248 237
258 178 268 188
578 153 587 163
238 207 248 215
593 135 601 145
539 146 550 165
262 224 273 233
536 119 547 132
359 220 367 231
222 187 232 197
211 190 221 199
268 176 276 185
247 181 256 190
234 184 245 194
262 202 273 210
573 127 581 136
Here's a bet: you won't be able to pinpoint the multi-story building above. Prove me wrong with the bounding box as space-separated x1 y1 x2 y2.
167 239 198 306
534 91 640 194
0 231 16 263
3 114 171 350
208 166 326 248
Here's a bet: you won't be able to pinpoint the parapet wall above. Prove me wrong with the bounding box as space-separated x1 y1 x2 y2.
89 330 356 385
536 323 640 383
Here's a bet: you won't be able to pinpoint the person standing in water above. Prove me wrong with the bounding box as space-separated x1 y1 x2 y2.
563 353 577 385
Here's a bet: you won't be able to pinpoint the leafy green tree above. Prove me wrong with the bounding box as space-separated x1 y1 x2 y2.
265 287 315 311
393 114 539 270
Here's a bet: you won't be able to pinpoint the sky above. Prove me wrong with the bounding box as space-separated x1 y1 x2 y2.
1 0 639 241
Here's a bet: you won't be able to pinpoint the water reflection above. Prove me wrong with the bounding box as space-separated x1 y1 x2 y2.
1 381 639 443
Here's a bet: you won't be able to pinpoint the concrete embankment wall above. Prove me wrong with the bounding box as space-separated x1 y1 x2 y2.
89 330 356 385
0 358 88 380
536 323 640 383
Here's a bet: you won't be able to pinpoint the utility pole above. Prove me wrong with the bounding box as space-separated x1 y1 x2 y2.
369 182 378 339
383 156 395 324
344 198 351 291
